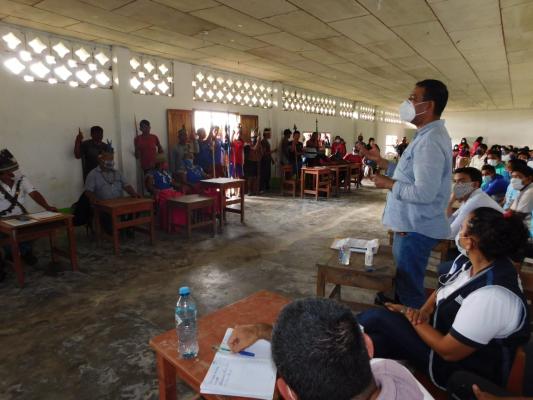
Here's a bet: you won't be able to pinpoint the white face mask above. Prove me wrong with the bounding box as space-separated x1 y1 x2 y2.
528 161 533 169
398 100 428 123
502 154 511 162
12 169 22 180
487 159 499 167
453 182 475 199
511 177 525 190
455 233 468 257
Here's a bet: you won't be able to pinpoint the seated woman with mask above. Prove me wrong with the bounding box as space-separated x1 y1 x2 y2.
358 207 530 390
145 153 186 230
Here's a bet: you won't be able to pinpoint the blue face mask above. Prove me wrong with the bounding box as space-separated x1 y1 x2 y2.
482 175 492 184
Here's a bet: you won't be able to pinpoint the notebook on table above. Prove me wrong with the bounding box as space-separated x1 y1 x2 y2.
200 327 277 400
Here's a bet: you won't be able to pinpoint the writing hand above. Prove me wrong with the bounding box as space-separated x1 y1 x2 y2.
45 206 58 212
228 325 260 353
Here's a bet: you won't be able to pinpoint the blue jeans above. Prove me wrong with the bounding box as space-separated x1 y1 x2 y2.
393 232 438 308
358 308 430 370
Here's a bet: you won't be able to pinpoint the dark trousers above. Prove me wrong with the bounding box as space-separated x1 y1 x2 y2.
358 308 431 370
260 158 271 191
447 371 511 400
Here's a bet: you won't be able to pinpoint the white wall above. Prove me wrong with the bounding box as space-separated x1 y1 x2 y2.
0 65 116 210
444 109 533 147
1 45 410 208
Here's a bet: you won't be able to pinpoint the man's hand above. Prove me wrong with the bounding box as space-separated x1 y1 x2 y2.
45 205 58 212
372 174 394 190
76 128 83 142
472 385 501 400
228 323 272 353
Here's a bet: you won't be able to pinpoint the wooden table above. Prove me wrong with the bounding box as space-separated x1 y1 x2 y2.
300 166 331 200
0 213 78 287
167 195 216 238
316 245 395 312
149 290 289 400
93 197 155 255
201 178 245 232
327 164 350 195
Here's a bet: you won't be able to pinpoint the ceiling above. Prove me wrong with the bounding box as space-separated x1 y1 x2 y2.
1 0 532 111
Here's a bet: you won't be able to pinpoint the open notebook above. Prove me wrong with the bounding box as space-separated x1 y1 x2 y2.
200 328 277 400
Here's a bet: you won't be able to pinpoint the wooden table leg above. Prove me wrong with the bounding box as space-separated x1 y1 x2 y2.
66 218 79 271
300 171 304 198
112 211 120 255
150 207 155 244
10 232 24 288
49 232 59 263
156 353 177 400
315 172 319 201
240 182 244 223
167 202 172 234
316 266 326 297
221 187 227 223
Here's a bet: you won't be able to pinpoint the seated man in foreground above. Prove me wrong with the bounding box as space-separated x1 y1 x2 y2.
229 297 431 400
0 149 57 279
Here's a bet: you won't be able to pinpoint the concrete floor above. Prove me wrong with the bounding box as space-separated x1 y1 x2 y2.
0 185 392 400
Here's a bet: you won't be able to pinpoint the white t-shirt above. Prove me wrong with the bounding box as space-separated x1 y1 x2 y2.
436 260 525 346
469 154 486 170
449 189 503 238
0 176 35 217
510 184 533 214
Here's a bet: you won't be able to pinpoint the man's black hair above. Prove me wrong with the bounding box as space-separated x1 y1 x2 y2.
512 162 533 177
488 150 502 159
416 79 448 116
90 125 103 135
140 119 150 127
455 167 482 186
481 164 496 174
283 129 292 137
479 143 488 151
272 298 373 400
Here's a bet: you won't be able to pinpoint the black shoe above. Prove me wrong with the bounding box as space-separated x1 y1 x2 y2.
374 291 395 306
21 252 38 266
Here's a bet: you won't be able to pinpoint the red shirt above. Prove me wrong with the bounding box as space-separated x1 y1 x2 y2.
331 142 347 156
135 133 161 170
343 153 362 163
231 140 244 165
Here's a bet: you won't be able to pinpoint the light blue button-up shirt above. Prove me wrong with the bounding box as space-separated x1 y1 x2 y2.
383 119 452 239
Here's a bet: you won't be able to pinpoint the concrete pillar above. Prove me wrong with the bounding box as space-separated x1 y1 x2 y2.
111 46 138 189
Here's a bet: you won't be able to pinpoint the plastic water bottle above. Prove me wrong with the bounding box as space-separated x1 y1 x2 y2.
175 286 199 359
339 243 351 265
365 246 375 272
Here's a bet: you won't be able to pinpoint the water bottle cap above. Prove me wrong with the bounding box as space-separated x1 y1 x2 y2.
179 286 191 296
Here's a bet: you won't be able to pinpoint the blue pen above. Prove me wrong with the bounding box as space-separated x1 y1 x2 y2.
213 345 255 357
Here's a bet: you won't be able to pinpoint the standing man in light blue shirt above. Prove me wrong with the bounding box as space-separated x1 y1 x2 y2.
359 79 452 308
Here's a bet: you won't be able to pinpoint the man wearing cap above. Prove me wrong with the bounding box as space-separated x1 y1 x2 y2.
0 149 58 279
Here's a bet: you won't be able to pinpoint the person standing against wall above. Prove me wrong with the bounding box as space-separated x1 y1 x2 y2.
358 79 452 309
134 119 163 173
259 128 276 192
74 125 108 182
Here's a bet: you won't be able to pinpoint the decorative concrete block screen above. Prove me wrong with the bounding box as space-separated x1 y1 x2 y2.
192 69 275 109
129 53 173 96
339 100 355 119
1 25 111 89
282 88 336 116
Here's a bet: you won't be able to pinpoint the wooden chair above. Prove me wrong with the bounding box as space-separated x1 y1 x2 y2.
317 170 331 199
280 165 297 197
349 163 363 189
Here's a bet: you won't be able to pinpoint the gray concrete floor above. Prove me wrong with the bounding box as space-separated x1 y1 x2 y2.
1 185 394 400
